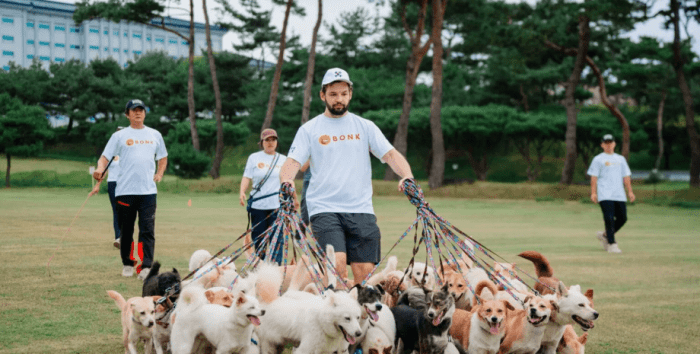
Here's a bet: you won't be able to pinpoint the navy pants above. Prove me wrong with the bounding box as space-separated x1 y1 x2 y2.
599 200 627 244
107 182 120 240
117 194 157 269
250 208 283 264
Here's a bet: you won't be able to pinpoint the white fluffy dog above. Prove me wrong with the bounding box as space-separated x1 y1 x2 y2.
256 288 363 354
405 262 437 291
170 285 264 354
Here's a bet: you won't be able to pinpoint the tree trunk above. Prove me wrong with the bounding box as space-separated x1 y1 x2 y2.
519 84 530 112
385 0 431 181
5 154 10 188
655 92 666 171
301 0 322 125
66 117 74 135
559 15 590 185
466 148 488 181
187 0 200 151
428 0 447 189
262 0 293 131
203 0 224 179
671 0 700 187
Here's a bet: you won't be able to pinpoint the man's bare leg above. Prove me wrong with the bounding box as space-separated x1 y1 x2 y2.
351 262 375 286
334 252 349 281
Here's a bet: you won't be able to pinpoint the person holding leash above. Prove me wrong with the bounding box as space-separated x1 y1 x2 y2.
279 68 414 285
93 99 168 279
588 134 635 254
240 129 287 264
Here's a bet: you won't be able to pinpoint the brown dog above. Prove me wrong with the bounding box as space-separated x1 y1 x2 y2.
107 290 156 354
557 325 588 354
497 295 556 354
518 251 559 295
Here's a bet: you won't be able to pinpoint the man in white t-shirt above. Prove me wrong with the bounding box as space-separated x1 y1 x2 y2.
279 68 414 284
587 134 635 254
93 99 168 279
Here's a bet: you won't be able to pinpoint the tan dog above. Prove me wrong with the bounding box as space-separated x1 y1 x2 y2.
443 269 472 310
449 280 515 353
556 325 588 354
518 251 559 295
493 262 529 294
379 272 407 308
497 295 555 354
107 290 156 354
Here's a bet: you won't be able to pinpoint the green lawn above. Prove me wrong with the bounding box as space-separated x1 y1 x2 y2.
1 189 698 353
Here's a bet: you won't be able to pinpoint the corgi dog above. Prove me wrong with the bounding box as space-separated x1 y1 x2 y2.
497 295 555 354
556 325 588 354
493 262 529 294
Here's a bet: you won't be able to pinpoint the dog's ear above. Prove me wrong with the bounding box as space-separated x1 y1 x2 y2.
172 268 178 274
579 332 588 345
503 300 516 312
441 282 449 293
375 284 385 295
557 281 568 297
205 290 215 303
235 291 247 307
584 289 594 301
326 290 337 306
348 287 359 300
523 295 532 305
549 300 559 313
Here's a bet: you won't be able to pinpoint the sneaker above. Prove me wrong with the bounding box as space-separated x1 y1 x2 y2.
608 243 622 253
113 238 120 249
596 231 609 251
137 267 151 281
122 265 134 277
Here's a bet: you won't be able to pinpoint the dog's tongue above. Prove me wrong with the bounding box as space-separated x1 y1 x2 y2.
432 313 443 326
529 317 539 324
248 316 261 326
489 323 499 335
369 310 379 322
345 333 356 345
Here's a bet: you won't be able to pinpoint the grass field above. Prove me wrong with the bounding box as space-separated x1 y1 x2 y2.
1 188 699 353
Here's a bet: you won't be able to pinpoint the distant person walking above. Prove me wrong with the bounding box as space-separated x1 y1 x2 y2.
93 99 168 279
240 129 286 264
588 134 635 254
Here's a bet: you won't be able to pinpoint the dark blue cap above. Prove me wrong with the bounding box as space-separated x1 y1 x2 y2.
125 99 146 112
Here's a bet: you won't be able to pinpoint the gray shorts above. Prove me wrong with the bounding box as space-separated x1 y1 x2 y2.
310 213 381 265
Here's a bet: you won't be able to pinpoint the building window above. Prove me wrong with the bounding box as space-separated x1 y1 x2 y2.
104 47 108 51
123 49 128 53
2 50 14 56
39 23 50 29
124 32 128 37
169 39 177 44
133 33 141 39
104 30 108 35
89 45 99 50
27 54 34 59
113 31 118 36
146 37 151 41
39 41 49 46
55 25 65 31
2 17 13 24
39 56 49 61
124 63 128 68
182 41 188 45
27 21 34 28
70 27 79 33
89 28 99 34
113 48 118 52
2 66 9 71
55 43 65 48
27 40 34 45
2 35 13 42
70 44 80 49
155 37 164 43
55 57 65 62
134 51 142 55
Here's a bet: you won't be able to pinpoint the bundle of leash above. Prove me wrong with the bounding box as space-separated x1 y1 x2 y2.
104 179 599 354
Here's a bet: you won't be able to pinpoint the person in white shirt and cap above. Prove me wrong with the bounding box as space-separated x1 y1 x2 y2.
279 68 414 284
587 134 636 254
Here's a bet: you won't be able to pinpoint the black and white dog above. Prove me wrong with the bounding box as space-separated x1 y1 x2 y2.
348 284 386 354
391 284 464 354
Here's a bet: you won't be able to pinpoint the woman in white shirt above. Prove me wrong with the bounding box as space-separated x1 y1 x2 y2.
239 129 286 264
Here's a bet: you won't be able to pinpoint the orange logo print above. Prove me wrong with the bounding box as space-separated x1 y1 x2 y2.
114 156 119 161
319 135 331 146
126 139 134 146
605 161 611 166
257 162 266 169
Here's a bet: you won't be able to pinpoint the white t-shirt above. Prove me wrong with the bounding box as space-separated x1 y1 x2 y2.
107 157 120 182
102 126 168 197
287 112 394 217
243 151 286 210
587 152 631 202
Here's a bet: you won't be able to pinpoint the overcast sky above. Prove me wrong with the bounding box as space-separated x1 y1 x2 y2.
56 0 699 60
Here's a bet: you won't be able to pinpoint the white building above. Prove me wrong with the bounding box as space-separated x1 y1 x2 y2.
0 0 226 71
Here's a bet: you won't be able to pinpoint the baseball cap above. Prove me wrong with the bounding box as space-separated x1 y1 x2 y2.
321 68 353 87
125 99 146 112
260 128 278 142
601 134 615 142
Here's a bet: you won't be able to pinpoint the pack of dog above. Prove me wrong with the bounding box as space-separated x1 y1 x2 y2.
106 247 597 354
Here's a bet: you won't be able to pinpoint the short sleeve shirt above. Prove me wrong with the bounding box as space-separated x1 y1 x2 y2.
106 157 120 182
243 151 287 210
287 112 394 217
101 126 168 197
587 152 631 202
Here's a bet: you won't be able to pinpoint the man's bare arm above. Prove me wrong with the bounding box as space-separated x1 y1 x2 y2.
154 157 167 182
381 149 414 191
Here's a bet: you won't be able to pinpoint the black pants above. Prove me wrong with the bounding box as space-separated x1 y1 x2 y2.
117 194 157 268
108 182 120 240
599 200 627 244
250 208 282 264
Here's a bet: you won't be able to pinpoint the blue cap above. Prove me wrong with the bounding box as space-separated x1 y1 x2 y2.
601 134 614 142
125 99 146 112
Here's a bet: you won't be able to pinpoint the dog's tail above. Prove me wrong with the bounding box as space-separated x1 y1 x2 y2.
473 280 499 306
144 261 161 282
177 285 207 313
325 244 338 290
107 290 127 310
253 261 284 305
518 251 554 278
366 255 397 286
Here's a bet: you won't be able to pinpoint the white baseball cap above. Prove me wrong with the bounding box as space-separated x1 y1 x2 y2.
322 68 353 86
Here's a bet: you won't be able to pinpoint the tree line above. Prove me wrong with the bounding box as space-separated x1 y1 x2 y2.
1 0 699 188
